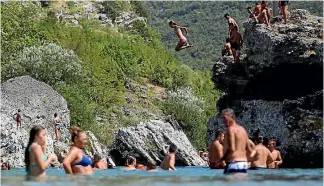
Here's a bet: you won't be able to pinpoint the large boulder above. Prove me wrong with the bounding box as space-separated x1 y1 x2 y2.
111 120 206 166
1 76 70 167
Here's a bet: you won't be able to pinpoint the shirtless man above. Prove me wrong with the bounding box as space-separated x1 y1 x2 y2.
267 139 283 169
224 14 239 37
247 2 262 22
218 108 253 174
222 38 232 57
249 136 274 169
93 153 108 170
261 1 272 20
160 144 177 171
209 130 226 169
229 25 243 64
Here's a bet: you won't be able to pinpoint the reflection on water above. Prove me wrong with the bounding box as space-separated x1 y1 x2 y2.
1 167 323 186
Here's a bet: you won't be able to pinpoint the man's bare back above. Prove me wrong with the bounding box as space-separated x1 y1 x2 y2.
250 144 273 169
208 133 225 169
223 125 250 162
160 153 176 170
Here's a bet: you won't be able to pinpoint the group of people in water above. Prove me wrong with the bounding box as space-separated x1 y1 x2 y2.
205 108 283 174
16 107 282 178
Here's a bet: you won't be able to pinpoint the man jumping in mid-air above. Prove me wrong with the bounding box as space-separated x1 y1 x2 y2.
169 21 193 51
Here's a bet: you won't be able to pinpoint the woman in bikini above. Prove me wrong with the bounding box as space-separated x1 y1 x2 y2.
63 127 93 175
24 126 57 177
169 21 193 51
54 113 61 141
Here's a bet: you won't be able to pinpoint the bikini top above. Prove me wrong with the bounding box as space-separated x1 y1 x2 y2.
173 27 181 34
73 155 93 167
28 146 47 168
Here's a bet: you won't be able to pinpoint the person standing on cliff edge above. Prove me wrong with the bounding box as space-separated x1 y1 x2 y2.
217 108 254 174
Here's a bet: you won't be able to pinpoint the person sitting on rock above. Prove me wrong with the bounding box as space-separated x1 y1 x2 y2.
249 136 274 170
279 1 289 24
63 127 93 175
25 125 57 177
209 130 226 169
261 1 272 21
267 139 283 169
222 38 233 57
54 113 62 141
229 24 243 64
146 159 158 172
160 144 177 171
122 156 136 171
93 153 108 170
247 2 262 23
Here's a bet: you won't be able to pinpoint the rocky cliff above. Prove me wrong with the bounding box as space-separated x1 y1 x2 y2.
1 76 108 167
111 120 206 166
209 9 323 168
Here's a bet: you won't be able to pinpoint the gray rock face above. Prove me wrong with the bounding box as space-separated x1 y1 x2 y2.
1 76 70 167
111 120 206 166
209 10 323 168
244 9 323 77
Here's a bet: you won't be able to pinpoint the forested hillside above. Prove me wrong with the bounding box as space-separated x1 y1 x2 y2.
144 1 323 70
1 1 222 149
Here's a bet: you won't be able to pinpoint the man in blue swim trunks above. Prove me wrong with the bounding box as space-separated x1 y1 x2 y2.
218 108 254 175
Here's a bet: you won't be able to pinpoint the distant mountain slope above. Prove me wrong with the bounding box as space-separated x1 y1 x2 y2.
144 1 323 71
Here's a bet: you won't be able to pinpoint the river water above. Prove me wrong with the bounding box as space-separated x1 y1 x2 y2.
1 167 323 186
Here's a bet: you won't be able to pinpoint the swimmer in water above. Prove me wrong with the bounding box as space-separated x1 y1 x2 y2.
146 159 158 172
209 130 226 169
123 156 136 170
93 153 108 170
169 21 193 51
249 136 274 170
54 113 61 141
267 139 283 169
218 108 254 175
25 126 57 177
63 127 93 175
160 144 177 171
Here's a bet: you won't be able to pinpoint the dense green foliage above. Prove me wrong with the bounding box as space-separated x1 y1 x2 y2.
1 2 221 149
144 1 323 70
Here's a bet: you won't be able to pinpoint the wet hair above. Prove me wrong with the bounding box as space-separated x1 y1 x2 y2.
24 125 45 172
268 139 276 146
226 38 230 43
169 144 178 153
54 113 58 117
256 2 261 5
222 108 236 118
224 13 229 18
94 153 102 160
215 130 224 138
146 159 157 169
256 136 264 144
18 109 21 112
71 127 84 143
125 156 136 166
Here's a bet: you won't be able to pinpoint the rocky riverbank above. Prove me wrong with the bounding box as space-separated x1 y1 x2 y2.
209 9 323 168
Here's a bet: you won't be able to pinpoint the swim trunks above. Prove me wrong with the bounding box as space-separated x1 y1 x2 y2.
280 1 289 6
209 162 223 169
230 43 240 50
249 166 267 170
223 161 248 174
